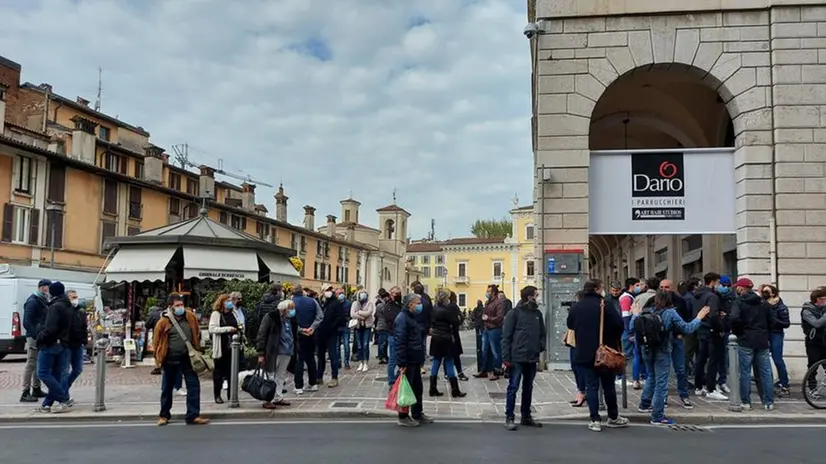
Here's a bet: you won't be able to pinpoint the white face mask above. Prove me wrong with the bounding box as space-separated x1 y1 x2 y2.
324 291 333 299
70 299 79 307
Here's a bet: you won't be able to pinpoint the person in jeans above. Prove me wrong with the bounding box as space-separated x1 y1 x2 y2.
21 279 51 403
729 278 776 410
658 279 695 409
395 293 433 427
618 278 644 389
631 291 709 425
760 284 791 395
351 290 375 372
502 285 546 430
427 289 465 398
384 286 404 388
476 285 505 380
374 289 390 364
62 290 89 404
35 282 73 414
567 279 630 432
153 295 209 426
690 272 728 401
292 286 323 394
256 300 294 409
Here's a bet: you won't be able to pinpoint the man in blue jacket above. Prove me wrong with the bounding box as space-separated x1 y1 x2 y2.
20 279 51 403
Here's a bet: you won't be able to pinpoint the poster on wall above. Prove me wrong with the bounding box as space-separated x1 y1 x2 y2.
588 148 736 235
631 152 685 221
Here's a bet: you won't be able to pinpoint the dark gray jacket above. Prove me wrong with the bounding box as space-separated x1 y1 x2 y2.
502 300 546 364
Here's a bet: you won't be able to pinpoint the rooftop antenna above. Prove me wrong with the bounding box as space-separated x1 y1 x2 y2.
511 193 519 208
348 189 353 199
430 218 435 241
392 188 397 204
94 67 102 112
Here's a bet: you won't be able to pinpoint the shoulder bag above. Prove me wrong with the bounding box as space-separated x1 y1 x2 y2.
594 299 625 373
167 310 214 374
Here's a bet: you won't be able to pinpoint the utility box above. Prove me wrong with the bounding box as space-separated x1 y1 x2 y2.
543 250 587 371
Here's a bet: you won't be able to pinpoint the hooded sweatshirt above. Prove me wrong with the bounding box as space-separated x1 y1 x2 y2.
801 302 826 346
729 292 775 351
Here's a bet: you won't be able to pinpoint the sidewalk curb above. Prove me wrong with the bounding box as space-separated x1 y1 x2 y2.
539 411 826 425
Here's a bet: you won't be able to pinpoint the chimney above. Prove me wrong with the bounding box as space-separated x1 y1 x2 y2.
241 182 256 210
76 96 90 107
0 84 7 135
326 215 337 237
69 116 98 164
274 184 288 222
141 145 165 184
303 205 316 230
199 165 215 198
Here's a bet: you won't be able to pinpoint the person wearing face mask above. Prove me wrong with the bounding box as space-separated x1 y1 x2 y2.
476 285 506 380
630 278 658 391
428 289 465 398
35 281 74 414
339 289 353 370
690 272 728 401
801 288 826 395
351 290 376 372
383 286 404 387
618 278 643 389
729 278 776 410
448 291 469 381
208 294 239 404
395 293 433 427
20 279 51 403
759 284 790 394
62 290 89 405
374 288 390 364
316 286 345 388
291 286 323 394
715 276 735 393
257 300 295 409
154 295 209 426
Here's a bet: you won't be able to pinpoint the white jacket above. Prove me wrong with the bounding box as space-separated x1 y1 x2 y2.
208 310 236 359
350 299 376 328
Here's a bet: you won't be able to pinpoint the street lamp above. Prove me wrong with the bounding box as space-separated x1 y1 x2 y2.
379 251 385 284
45 204 62 268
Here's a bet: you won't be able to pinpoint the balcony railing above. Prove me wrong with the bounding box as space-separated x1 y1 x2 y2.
454 276 469 284
492 275 503 283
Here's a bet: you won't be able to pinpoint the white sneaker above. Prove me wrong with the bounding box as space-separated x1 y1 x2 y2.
362 363 369 372
51 403 70 414
306 384 319 392
718 384 731 394
223 381 229 390
176 389 187 396
588 421 602 432
741 403 752 411
706 389 728 401
294 388 304 395
694 388 708 397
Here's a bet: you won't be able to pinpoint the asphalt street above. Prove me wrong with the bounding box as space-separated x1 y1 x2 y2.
0 420 821 464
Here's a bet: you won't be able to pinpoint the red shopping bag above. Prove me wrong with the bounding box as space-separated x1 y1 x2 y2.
385 375 409 414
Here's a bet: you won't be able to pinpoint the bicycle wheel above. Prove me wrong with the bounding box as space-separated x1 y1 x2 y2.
802 358 826 409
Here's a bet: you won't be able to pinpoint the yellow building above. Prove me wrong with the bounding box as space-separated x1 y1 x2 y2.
0 54 417 295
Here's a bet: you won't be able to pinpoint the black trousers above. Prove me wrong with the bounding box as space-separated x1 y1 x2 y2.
212 355 232 398
806 343 826 389
294 335 317 389
398 364 424 420
695 331 726 392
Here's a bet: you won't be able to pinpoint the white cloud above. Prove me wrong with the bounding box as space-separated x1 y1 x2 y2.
0 0 532 239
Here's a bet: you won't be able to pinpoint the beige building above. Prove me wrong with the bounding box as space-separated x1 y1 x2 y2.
531 1 826 376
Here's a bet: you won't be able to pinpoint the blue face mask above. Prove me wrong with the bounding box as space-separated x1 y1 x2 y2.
414 303 423 314
173 306 185 317
485 293 491 300
225 301 234 310
338 294 346 301
716 285 730 294
633 287 642 295
287 309 296 318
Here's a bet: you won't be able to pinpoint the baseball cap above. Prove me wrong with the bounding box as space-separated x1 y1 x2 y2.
38 279 52 288
734 277 754 289
720 275 732 286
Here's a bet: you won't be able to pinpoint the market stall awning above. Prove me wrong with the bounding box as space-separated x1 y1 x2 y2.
259 252 300 281
183 246 260 281
104 246 178 282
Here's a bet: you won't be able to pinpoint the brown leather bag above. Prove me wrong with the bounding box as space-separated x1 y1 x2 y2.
594 299 626 373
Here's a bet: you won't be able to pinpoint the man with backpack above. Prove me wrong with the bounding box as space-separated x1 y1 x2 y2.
631 290 709 425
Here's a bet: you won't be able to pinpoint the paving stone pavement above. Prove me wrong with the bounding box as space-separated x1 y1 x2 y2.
1 334 824 424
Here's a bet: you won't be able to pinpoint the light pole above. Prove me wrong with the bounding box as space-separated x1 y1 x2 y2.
379 251 385 285
45 204 62 268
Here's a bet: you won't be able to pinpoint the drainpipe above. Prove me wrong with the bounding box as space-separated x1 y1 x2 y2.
41 88 50 133
767 38 778 286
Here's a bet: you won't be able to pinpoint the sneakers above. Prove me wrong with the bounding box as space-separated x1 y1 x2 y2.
176 389 187 396
680 397 694 409
414 413 435 424
306 384 319 392
588 421 602 432
695 388 708 397
706 389 728 401
638 406 652 413
740 403 752 411
520 417 542 428
294 388 304 395
650 418 676 426
764 403 774 411
36 405 51 413
718 384 731 394
605 416 630 428
505 418 518 431
327 379 339 388
65 398 75 408
632 381 642 390
51 403 70 414
397 417 420 427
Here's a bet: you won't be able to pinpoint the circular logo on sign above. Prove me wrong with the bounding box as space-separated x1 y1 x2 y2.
658 161 678 178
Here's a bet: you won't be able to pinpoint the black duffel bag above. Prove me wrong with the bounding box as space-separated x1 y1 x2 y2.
241 368 276 402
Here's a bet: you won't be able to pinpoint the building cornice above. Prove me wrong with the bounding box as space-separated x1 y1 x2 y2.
442 242 517 253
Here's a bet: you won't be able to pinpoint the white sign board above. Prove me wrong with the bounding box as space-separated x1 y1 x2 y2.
588 149 736 235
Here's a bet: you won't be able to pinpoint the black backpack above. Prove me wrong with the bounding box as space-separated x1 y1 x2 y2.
634 306 667 348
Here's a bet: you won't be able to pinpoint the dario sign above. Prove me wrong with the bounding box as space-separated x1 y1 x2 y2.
630 153 685 221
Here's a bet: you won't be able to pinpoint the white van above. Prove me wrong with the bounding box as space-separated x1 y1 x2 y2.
0 264 102 360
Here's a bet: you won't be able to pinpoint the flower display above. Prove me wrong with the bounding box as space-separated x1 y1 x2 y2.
288 256 303 273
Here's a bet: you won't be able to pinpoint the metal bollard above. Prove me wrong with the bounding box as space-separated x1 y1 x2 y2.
229 334 241 408
727 334 742 412
621 373 628 409
94 337 110 412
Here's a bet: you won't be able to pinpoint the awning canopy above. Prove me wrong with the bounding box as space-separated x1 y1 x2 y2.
182 246 260 281
104 246 177 283
259 252 300 281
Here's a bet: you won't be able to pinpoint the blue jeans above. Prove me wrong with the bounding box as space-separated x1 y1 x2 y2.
633 339 648 381
570 347 586 392
377 331 388 360
505 362 537 420
640 348 672 422
739 347 774 406
318 332 341 380
61 345 86 397
37 344 70 407
356 327 372 362
481 327 503 372
159 358 201 423
578 363 619 422
769 332 790 387
387 336 398 386
338 327 351 367
671 338 689 399
430 356 456 378
161 369 184 391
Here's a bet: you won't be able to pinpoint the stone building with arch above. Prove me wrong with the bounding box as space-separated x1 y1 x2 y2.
531 1 826 375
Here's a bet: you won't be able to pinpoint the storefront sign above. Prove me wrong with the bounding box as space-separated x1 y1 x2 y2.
197 271 248 279
589 148 735 235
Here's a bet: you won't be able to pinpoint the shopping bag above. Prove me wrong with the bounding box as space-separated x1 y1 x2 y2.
241 368 277 402
397 374 416 408
384 375 408 413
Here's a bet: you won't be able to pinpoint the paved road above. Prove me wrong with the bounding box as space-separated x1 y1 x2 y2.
0 421 821 463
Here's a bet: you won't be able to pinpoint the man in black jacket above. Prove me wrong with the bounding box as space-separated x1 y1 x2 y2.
690 272 728 400
730 278 776 410
316 287 345 388
36 281 73 413
20 279 51 403
384 286 403 387
62 290 88 404
502 285 546 430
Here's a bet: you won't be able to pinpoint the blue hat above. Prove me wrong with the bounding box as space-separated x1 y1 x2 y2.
48 281 65 297
38 279 52 288
720 275 732 286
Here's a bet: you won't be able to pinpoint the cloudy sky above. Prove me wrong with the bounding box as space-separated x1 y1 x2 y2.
0 0 532 239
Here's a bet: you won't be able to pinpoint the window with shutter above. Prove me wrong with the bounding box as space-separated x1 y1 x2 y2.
326 264 331 280
28 209 40 245
10 206 31 244
134 160 144 179
47 164 66 203
1 203 13 242
100 221 117 254
46 210 64 249
219 212 228 224
128 187 142 219
127 226 140 236
14 155 33 194
103 179 118 214
169 197 181 216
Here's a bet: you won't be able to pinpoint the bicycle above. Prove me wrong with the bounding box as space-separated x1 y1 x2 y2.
802 358 826 409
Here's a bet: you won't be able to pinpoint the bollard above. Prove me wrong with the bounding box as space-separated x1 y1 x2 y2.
94 337 110 412
229 334 241 408
727 334 742 412
621 373 628 409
